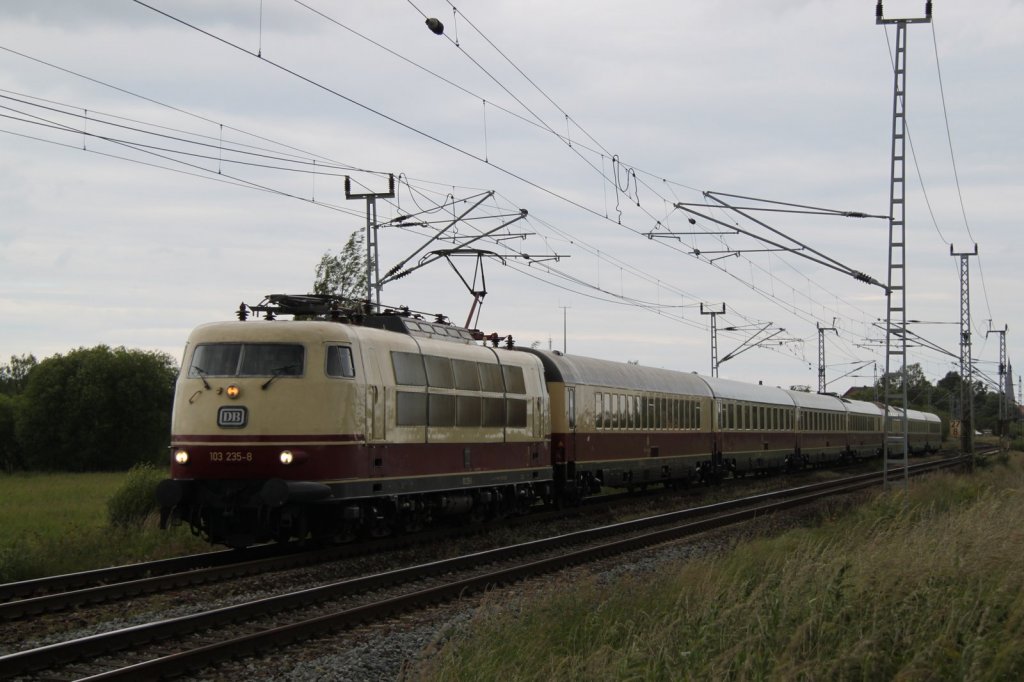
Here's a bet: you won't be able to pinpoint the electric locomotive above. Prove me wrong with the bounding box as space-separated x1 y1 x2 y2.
159 297 551 548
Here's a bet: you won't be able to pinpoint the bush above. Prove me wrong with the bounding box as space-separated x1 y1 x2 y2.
107 463 165 528
16 345 177 471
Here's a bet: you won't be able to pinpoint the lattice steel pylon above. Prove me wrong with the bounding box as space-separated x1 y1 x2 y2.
701 303 726 377
986 323 1008 438
877 1 931 490
345 174 395 312
817 323 837 394
952 245 977 458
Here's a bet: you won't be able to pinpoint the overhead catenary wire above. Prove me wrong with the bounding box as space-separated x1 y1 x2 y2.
295 1 884 344
5 7 990 384
127 0 880 354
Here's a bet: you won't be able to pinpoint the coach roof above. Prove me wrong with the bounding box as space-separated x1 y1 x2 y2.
520 349 714 396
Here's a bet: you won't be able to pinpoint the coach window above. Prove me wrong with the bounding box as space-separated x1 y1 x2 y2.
392 351 426 386
326 346 355 378
695 402 702 429
567 388 576 429
595 393 604 429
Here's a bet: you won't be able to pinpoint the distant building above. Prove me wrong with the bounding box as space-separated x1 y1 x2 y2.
842 386 874 400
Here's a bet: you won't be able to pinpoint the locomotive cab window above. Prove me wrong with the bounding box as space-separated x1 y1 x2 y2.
189 343 304 377
326 346 355 378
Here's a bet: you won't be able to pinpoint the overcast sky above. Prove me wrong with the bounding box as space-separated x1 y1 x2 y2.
1 0 1021 399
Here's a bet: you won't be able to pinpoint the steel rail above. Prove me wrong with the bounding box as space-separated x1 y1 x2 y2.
0 456 965 679
0 493 625 622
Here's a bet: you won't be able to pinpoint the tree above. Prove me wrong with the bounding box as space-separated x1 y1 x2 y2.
0 354 37 396
0 393 21 472
15 346 178 471
312 230 369 303
872 363 935 411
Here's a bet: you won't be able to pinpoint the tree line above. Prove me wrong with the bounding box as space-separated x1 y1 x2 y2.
843 363 1018 437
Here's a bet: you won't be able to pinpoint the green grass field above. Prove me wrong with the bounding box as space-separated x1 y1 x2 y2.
0 471 208 583
415 453 1024 681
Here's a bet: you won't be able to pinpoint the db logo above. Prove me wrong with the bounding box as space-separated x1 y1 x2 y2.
218 406 248 428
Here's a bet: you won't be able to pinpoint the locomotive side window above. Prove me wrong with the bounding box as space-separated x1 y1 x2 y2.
453 359 481 390
457 396 482 427
482 397 505 427
502 365 526 394
506 399 527 428
189 343 303 377
428 394 456 426
392 352 426 386
396 392 427 425
424 355 454 388
479 363 504 392
326 346 355 378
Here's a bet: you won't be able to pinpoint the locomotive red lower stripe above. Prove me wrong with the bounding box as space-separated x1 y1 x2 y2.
171 433 365 443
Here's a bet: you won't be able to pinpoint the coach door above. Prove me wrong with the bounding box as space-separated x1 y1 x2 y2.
566 386 577 462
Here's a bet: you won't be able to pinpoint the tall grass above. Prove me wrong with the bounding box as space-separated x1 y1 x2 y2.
0 470 208 583
416 455 1024 681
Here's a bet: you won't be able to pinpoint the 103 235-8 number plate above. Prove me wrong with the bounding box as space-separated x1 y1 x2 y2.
209 451 253 463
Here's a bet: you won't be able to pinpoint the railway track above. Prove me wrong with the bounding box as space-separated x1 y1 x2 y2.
0 457 861 622
0 492 635 623
0 455 967 680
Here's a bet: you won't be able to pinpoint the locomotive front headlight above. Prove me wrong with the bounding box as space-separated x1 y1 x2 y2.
226 385 241 399
174 449 190 465
279 450 294 465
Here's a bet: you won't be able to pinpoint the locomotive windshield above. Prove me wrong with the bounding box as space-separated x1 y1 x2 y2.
188 343 304 377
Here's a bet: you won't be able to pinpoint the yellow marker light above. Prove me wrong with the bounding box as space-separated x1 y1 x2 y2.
226 385 241 399
279 450 294 465
174 450 190 465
